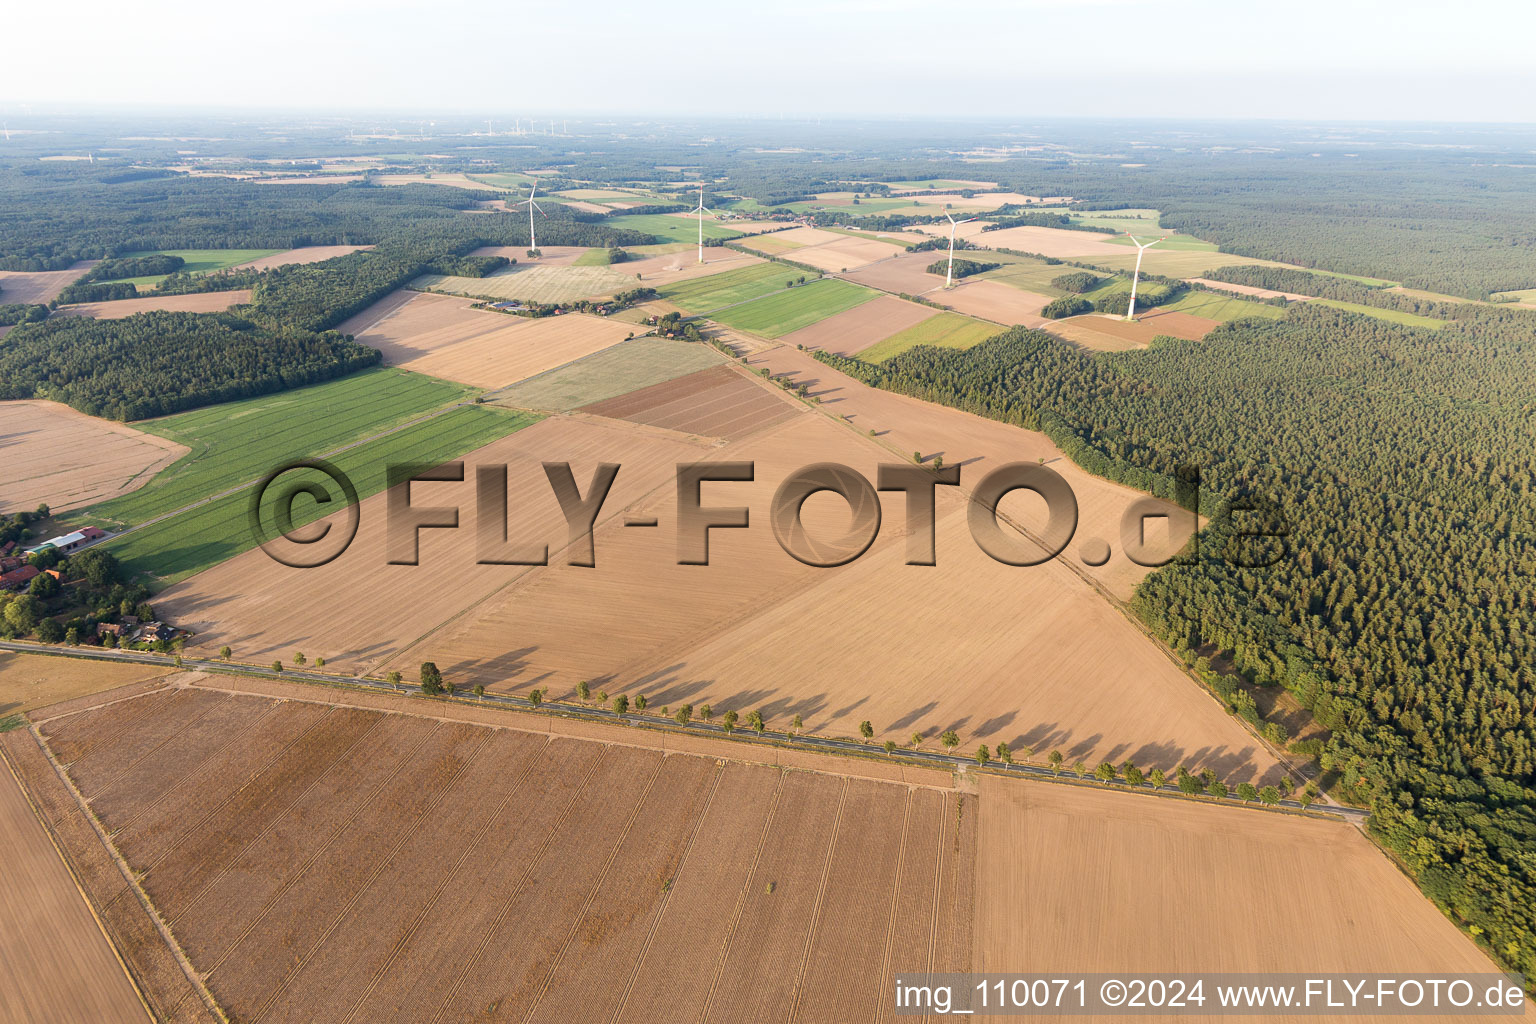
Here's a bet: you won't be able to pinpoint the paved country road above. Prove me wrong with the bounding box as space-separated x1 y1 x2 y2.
0 639 1368 825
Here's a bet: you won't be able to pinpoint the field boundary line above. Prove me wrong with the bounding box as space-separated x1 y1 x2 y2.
787 777 851 1023
246 728 497 1023
607 760 727 1024
28 721 229 1023
517 753 667 1024
137 705 337 876
697 769 787 1022
873 788 915 1022
107 696 285 834
27 681 178 727
172 714 387 925
925 795 948 996
47 685 206 783
427 746 611 1024
199 720 445 978
0 732 157 1024
337 733 554 1024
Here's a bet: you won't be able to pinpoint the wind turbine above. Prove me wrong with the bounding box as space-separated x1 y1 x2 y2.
694 182 717 264
515 184 547 255
1123 233 1167 320
943 212 975 288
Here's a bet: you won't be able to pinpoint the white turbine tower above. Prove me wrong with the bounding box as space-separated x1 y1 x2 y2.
1123 233 1167 320
943 212 975 288
516 184 546 255
694 182 717 264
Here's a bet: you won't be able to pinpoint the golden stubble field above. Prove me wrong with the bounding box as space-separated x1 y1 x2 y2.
975 777 1519 1023
54 291 253 319
0 399 188 513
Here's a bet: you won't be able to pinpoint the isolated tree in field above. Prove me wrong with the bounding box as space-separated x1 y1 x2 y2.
443 681 456 696
577 680 590 702
748 710 765 734
884 739 897 753
293 652 306 665
976 744 991 767
1258 785 1281 806
791 713 803 736
635 694 648 713
941 730 960 752
1177 772 1202 796
271 661 284 674
597 690 608 703
996 741 1012 764
911 732 924 749
1095 762 1117 784
314 657 324 668
675 704 693 725
722 709 738 734
217 645 231 660
1278 776 1295 798
859 720 874 741
1236 782 1258 803
385 670 402 686
700 704 714 723
1048 750 1063 774
528 687 544 707
1073 761 1088 779
473 684 485 697
1124 763 1144 787
420 662 442 694
1207 780 1228 799
612 694 629 716
1149 768 1166 789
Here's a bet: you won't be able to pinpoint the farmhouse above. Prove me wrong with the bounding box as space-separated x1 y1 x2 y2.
1 565 40 591
23 526 106 556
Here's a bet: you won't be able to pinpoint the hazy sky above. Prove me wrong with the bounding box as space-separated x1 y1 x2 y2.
6 0 1534 122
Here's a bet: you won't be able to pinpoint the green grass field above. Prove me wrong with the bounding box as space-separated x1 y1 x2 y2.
608 213 744 244
1162 290 1288 321
856 312 1000 362
824 227 909 247
489 338 724 411
658 262 809 312
1313 298 1446 330
467 172 536 190
1066 209 1164 232
78 370 477 530
573 248 617 266
977 258 1087 296
103 249 281 290
1493 288 1536 304
709 280 877 338
106 406 537 587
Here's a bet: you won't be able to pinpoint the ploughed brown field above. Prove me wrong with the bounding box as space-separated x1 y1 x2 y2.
0 399 189 512
737 226 844 253
617 246 762 284
13 680 975 1024
335 290 633 388
0 261 97 304
778 293 936 355
1186 277 1315 302
781 235 900 272
54 290 253 319
974 777 1517 1023
839 251 950 296
578 363 800 440
1045 310 1221 351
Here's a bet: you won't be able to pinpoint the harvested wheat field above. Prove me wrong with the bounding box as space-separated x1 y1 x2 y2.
578 363 800 440
340 291 633 388
778 293 936 355
789 235 903 273
417 264 636 303
839 251 948 296
155 415 710 671
935 279 1050 325
0 261 96 305
228 245 371 271
975 777 1513 1023
617 245 761 284
736 226 844 253
1047 310 1220 351
0 651 169 718
487 337 725 411
0 399 188 513
17 682 974 1024
54 290 252 319
0 740 150 1024
468 244 589 267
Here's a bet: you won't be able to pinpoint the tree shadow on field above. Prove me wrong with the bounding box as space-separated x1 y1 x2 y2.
887 702 939 732
975 711 1017 736
440 646 540 688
